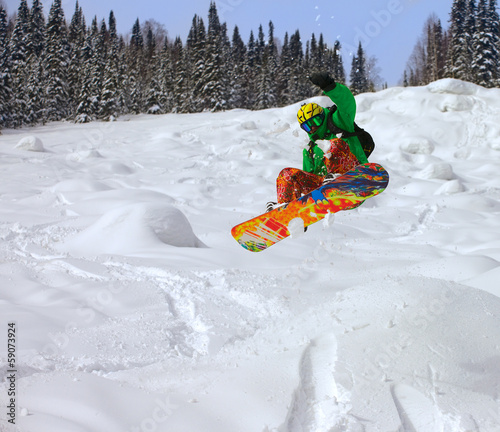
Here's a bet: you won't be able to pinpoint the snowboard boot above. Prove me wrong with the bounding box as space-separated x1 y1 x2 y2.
322 172 341 185
266 201 288 213
266 201 278 212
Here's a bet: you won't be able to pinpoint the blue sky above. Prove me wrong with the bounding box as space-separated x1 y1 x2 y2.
2 0 457 85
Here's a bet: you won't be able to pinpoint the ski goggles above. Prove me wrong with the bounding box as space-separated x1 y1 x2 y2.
300 112 325 133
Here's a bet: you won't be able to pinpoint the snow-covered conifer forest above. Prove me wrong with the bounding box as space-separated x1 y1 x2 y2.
1 0 499 131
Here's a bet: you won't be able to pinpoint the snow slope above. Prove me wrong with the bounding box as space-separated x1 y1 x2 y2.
1 78 500 431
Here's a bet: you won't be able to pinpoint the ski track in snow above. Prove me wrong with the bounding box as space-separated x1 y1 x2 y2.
1 79 500 431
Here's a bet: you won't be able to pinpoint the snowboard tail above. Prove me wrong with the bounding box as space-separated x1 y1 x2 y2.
231 163 389 252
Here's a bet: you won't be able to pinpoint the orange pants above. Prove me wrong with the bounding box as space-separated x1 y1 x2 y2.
276 138 359 204
277 168 323 203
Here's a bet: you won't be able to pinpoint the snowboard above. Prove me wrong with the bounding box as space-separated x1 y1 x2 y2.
231 163 389 252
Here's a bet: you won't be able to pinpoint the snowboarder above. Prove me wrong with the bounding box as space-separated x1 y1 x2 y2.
267 72 369 211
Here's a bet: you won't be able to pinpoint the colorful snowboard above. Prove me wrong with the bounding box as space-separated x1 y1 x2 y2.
231 163 389 252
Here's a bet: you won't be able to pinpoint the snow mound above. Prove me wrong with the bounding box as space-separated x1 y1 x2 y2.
427 78 479 95
438 94 475 112
66 148 104 162
240 120 258 130
59 203 206 257
435 179 464 195
416 162 455 180
400 137 435 155
15 135 45 152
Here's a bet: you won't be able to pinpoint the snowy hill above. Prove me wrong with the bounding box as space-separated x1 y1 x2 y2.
1 78 500 432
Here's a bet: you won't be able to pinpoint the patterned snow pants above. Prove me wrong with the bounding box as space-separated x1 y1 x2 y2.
276 138 359 204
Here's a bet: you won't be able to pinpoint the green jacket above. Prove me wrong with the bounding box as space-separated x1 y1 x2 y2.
302 83 368 175
303 143 328 176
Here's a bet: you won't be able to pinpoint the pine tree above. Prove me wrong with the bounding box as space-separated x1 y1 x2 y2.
185 15 206 112
487 0 500 85
288 30 306 101
44 0 71 121
219 22 231 106
23 0 45 124
9 0 30 63
309 33 320 72
25 52 44 124
172 36 188 112
464 0 476 81
145 28 164 114
255 21 278 109
350 42 369 95
99 11 121 119
156 38 174 112
497 2 500 80
141 26 157 112
129 17 143 52
68 1 86 112
472 0 500 86
75 17 100 122
9 0 31 126
92 20 107 104
201 2 228 111
244 31 257 108
306 33 323 95
332 40 346 84
29 0 44 57
277 32 292 105
250 24 267 108
116 36 128 113
300 41 310 98
0 7 9 66
446 0 470 80
228 25 247 108
142 27 158 113
255 24 266 69
319 34 329 68
68 1 85 45
128 18 145 113
0 5 12 128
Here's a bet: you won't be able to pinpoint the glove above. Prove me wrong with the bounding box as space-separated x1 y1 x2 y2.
309 72 336 91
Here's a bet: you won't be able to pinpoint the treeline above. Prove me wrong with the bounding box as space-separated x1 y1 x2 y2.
0 0 381 130
404 0 500 87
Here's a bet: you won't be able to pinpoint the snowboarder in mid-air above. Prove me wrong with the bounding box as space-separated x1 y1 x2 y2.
231 72 387 252
267 72 373 212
